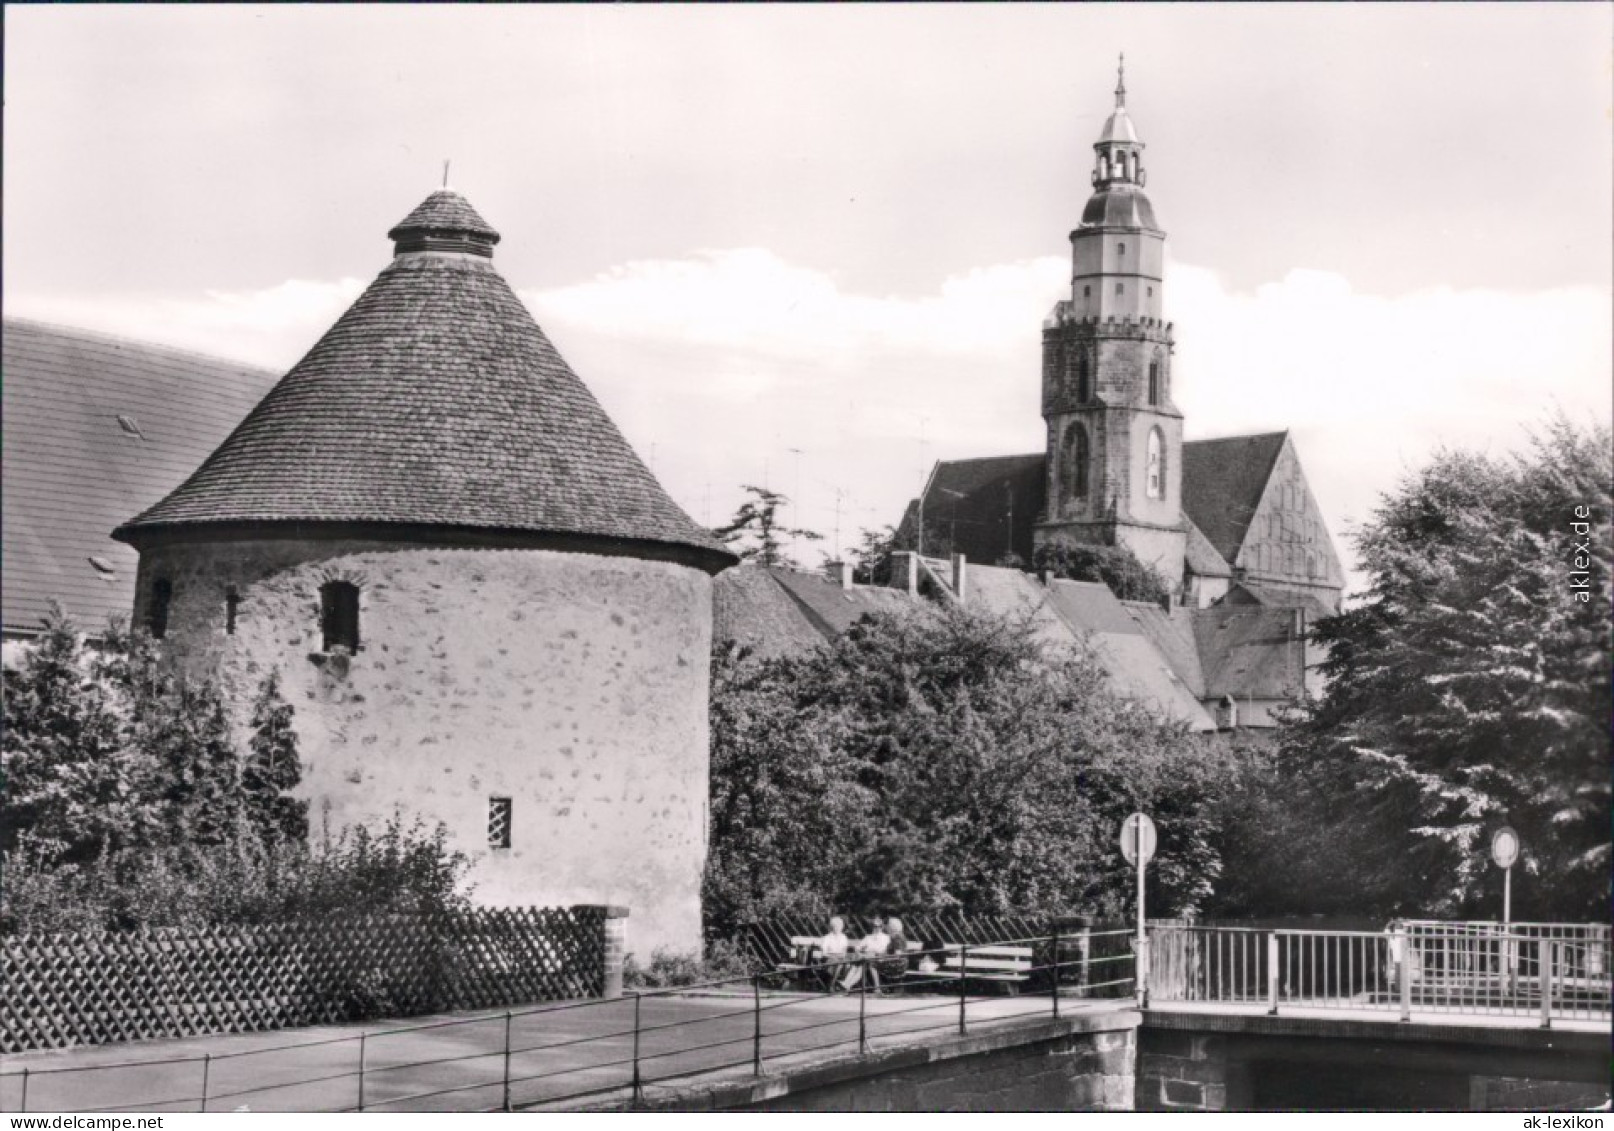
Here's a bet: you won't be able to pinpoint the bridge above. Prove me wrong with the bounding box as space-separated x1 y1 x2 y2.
1 921 1607 1113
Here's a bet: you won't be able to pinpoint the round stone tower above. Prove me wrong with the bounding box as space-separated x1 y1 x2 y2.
114 188 735 953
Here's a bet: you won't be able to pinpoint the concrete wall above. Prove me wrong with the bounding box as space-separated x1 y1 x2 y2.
1139 1016 1612 1112
133 537 713 954
643 1015 1139 1112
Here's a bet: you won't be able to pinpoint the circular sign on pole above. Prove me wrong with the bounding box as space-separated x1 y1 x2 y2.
1120 812 1157 866
1491 826 1519 870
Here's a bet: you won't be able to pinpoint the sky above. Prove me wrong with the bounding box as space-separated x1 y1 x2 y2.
5 4 1611 591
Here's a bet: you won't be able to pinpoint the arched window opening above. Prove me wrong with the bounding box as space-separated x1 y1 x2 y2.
149 578 172 640
320 581 361 653
1146 428 1165 500
1064 424 1091 503
1076 351 1091 402
1148 359 1161 406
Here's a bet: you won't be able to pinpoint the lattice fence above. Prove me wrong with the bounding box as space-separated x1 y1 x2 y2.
1 906 607 1054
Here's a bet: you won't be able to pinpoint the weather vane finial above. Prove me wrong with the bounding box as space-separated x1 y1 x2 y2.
1115 53 1127 108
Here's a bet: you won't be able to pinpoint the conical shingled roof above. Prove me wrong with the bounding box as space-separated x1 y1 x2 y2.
387 190 501 245
115 190 733 572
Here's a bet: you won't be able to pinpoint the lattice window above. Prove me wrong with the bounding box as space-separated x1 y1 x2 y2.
488 797 512 849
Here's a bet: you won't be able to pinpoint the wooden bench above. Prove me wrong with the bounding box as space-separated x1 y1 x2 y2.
778 937 925 990
919 944 1036 994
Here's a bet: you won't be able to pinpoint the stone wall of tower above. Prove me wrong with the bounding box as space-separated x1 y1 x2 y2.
1037 309 1186 582
132 537 713 955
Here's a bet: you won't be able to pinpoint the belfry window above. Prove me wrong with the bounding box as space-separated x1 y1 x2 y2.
1076 351 1091 402
1146 428 1165 500
320 581 361 653
1118 242 1126 258
1148 359 1161 406
1064 423 1091 502
148 578 172 640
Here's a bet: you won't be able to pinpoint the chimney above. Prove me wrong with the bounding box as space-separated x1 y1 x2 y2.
889 551 919 597
951 553 968 602
823 560 853 589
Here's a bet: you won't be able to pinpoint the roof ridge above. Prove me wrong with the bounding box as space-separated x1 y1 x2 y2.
4 317 279 375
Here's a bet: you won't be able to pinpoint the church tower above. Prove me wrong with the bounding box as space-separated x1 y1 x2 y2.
1036 59 1186 585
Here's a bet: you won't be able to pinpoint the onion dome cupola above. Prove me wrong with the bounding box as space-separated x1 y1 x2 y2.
114 187 735 574
1081 55 1159 231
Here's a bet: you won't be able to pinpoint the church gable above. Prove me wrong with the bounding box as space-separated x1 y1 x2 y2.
1230 435 1346 600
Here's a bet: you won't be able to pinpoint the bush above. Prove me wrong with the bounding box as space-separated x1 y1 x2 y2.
622 939 759 990
1031 540 1172 603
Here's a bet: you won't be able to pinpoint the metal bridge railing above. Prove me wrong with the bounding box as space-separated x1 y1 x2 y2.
1147 922 1612 1025
0 930 1137 1114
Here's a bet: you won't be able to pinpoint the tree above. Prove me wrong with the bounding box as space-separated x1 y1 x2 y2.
851 526 896 585
704 601 1230 934
1 606 151 864
712 485 822 568
243 671 308 846
1287 417 1611 919
1032 540 1173 604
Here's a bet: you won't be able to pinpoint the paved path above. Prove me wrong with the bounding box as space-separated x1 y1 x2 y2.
0 990 1129 1113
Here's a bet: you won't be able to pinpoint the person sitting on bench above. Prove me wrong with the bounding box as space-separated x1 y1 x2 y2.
841 917 903 991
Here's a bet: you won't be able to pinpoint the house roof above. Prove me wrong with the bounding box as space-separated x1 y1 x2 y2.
917 453 1044 565
1044 581 1214 731
2 319 280 636
712 566 825 659
1180 432 1288 566
1121 600 1207 698
115 189 732 571
768 569 911 637
1183 515 1233 577
1191 605 1305 700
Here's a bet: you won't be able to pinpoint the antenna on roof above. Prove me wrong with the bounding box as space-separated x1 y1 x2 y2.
442 160 451 189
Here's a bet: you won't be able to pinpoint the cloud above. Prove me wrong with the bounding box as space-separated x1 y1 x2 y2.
10 252 1606 589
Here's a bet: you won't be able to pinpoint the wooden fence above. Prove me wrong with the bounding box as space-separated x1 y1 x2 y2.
2 906 608 1054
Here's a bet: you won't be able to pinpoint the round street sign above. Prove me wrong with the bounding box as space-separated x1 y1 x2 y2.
1121 812 1157 866
1491 827 1520 870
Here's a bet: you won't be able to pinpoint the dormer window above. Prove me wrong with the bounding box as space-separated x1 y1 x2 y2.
320 581 360 652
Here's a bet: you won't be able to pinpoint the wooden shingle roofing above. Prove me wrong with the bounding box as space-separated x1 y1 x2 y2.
115 191 733 571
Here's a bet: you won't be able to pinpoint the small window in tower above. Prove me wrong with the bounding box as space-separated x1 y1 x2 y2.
1116 283 1124 297
149 579 172 640
1146 428 1165 500
1147 286 1154 298
226 590 241 636
1118 242 1127 257
1083 285 1091 298
1148 360 1161 406
488 797 513 850
1076 351 1091 402
320 581 361 653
